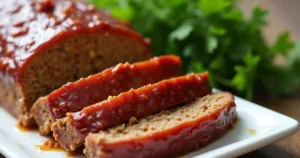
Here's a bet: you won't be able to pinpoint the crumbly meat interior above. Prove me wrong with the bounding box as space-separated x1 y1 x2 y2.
0 77 22 117
20 32 149 116
93 92 231 143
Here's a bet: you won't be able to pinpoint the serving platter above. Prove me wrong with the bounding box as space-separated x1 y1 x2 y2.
0 93 298 158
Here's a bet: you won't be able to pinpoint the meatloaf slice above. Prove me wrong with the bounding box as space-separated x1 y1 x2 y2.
31 55 182 135
0 0 151 127
52 72 212 151
84 92 237 158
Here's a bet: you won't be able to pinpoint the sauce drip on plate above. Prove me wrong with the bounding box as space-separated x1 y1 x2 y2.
34 137 84 157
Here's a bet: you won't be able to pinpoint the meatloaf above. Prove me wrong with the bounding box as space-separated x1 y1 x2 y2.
85 92 237 158
0 0 151 127
31 55 182 135
52 72 212 151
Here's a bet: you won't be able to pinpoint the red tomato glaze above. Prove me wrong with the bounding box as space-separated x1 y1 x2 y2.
68 72 211 136
91 102 236 158
47 55 182 120
0 0 150 82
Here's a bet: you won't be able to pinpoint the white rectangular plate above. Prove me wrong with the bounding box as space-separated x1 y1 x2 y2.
0 95 298 158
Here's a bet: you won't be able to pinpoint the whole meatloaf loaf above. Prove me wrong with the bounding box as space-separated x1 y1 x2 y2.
85 92 237 158
31 55 182 135
53 72 212 151
0 0 151 127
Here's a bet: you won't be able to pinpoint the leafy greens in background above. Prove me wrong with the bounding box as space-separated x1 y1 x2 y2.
90 0 300 100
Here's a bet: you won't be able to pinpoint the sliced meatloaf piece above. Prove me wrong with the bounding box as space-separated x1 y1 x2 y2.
31 55 182 135
0 0 151 127
85 92 237 158
52 72 212 151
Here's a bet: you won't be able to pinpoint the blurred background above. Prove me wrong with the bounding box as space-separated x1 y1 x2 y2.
240 1 300 157
241 0 300 42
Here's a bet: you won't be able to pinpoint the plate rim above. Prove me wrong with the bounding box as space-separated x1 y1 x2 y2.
189 95 299 158
0 94 298 158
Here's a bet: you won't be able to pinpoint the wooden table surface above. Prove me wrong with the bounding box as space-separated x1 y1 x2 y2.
238 0 300 156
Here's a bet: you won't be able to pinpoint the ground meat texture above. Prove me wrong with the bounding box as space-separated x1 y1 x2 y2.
0 0 151 127
52 72 212 151
31 55 182 135
84 92 237 158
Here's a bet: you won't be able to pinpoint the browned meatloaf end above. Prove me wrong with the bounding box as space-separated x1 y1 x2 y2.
0 0 151 127
31 55 182 135
84 92 237 158
52 72 212 151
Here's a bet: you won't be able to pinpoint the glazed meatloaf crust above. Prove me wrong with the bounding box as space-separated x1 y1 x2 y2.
31 55 182 135
85 92 237 158
52 72 212 151
0 0 151 126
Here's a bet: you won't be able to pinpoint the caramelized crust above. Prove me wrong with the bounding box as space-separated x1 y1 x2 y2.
52 72 211 151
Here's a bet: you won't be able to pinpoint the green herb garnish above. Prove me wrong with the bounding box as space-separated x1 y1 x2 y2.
90 0 300 100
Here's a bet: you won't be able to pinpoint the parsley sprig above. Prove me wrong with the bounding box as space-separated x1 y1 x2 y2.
90 0 300 100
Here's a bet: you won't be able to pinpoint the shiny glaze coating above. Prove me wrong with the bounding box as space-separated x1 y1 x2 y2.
47 55 182 120
68 72 211 136
0 0 149 81
86 96 236 158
